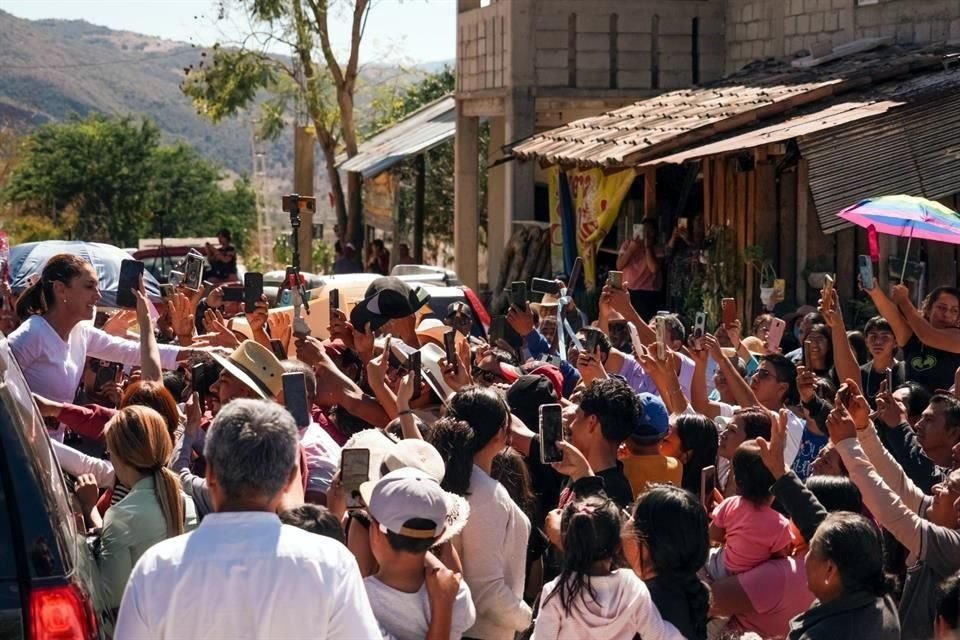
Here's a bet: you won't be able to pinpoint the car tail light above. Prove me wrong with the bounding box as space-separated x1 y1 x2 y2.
29 584 98 640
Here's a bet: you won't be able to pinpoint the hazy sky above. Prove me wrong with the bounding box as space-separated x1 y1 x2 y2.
0 0 457 64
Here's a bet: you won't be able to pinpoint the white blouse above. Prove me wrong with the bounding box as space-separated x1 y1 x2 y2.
6 315 181 438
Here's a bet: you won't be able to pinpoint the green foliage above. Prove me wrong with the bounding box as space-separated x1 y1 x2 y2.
701 226 742 322
312 240 334 273
1 114 256 248
181 48 277 123
364 66 455 137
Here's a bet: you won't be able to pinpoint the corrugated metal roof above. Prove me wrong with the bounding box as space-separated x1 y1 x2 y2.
801 91 960 234
339 96 455 178
638 66 960 167
513 43 958 168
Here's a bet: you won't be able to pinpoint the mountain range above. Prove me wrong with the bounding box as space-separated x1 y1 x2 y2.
0 9 449 212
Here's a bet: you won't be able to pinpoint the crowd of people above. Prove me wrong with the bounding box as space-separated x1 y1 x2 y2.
4 249 960 640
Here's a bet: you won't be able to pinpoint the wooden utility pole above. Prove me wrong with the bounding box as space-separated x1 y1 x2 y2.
294 125 316 272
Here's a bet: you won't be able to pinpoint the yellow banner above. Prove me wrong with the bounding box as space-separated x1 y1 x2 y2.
567 167 636 289
547 167 564 274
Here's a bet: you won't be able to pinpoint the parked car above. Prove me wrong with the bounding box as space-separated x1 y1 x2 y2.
0 335 111 638
133 246 243 285
231 269 489 344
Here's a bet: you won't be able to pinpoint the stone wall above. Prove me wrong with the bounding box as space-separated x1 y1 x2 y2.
727 0 960 73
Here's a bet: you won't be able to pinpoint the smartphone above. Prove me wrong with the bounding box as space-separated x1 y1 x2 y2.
510 281 528 311
822 273 835 298
444 330 458 374
270 339 287 360
722 298 737 327
693 312 707 339
408 351 422 398
583 330 599 355
160 284 175 300
329 288 340 317
677 217 689 232
116 259 144 309
654 316 667 360
245 272 264 311
168 270 184 287
222 286 245 302
886 367 894 392
490 315 506 345
539 404 564 464
546 354 564 368
858 255 874 290
191 362 206 406
767 318 786 351
607 270 624 290
95 361 121 392
804 345 813 370
183 253 204 290
531 278 562 295
567 257 583 293
633 223 644 241
700 465 717 510
628 322 645 358
341 448 370 509
282 372 311 428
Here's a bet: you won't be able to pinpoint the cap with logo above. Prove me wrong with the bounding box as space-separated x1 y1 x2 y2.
350 276 431 332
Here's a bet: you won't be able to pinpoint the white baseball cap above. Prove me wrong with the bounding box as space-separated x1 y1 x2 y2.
360 467 452 540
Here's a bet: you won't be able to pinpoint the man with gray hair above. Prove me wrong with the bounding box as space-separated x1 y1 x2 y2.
115 399 380 639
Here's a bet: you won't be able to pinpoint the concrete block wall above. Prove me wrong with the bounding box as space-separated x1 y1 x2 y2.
531 0 725 91
727 0 960 73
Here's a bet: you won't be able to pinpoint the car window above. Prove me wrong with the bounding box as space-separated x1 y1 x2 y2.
0 341 76 572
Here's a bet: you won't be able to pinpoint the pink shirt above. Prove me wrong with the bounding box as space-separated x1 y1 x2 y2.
712 496 793 573
730 556 815 638
619 240 657 292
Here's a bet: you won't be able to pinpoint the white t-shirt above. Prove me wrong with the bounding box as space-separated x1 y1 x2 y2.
716 402 805 467
6 315 181 438
364 574 476 640
532 570 683 640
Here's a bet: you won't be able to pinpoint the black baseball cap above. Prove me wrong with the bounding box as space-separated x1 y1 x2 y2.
350 277 431 332
506 374 559 431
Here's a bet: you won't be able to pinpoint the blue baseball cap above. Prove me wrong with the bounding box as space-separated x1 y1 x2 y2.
632 392 670 443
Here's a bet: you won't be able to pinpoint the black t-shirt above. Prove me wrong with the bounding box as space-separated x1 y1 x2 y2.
859 360 906 407
902 334 960 394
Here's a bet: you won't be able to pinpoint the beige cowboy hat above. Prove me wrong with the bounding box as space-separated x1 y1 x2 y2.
531 292 562 317
211 340 285 399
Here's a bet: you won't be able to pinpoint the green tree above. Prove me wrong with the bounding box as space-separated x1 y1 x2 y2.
181 0 372 248
1 114 256 248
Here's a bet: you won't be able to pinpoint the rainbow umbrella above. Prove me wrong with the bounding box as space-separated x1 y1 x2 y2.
837 195 960 281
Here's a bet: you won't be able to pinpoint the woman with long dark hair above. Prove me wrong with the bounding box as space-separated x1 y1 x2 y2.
659 414 719 494
625 485 710 640
8 254 190 439
428 386 532 640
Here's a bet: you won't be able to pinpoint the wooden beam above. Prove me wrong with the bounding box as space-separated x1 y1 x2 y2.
644 166 657 221
796 159 809 305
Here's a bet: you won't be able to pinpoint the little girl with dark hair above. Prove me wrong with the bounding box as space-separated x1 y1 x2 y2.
707 442 793 581
531 496 682 640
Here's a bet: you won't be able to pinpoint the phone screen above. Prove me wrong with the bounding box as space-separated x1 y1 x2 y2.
245 272 264 310
184 253 204 290
858 255 874 290
95 362 121 392
329 288 340 314
607 270 624 290
342 448 371 508
222 286 245 302
510 281 527 311
700 465 717 509
282 372 311 427
408 351 422 398
444 330 458 374
116 259 144 309
539 404 564 464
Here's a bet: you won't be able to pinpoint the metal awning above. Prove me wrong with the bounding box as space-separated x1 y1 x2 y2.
800 91 960 234
339 96 455 178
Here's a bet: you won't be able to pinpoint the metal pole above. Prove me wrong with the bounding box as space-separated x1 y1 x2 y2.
900 224 914 284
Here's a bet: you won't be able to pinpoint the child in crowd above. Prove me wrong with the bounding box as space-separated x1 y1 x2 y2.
621 393 683 496
707 442 793 581
361 467 477 640
279 504 346 544
532 496 683 640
